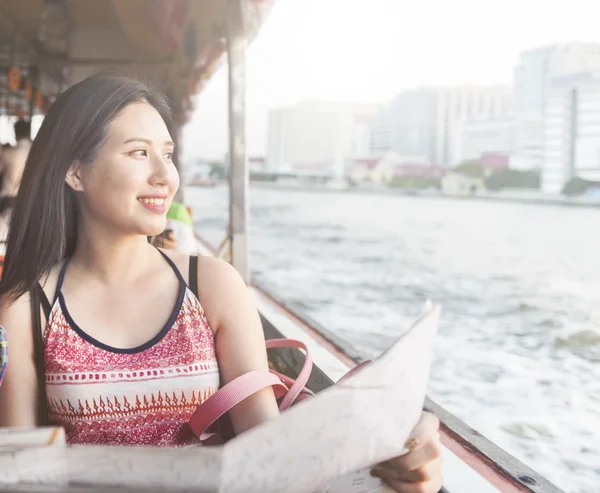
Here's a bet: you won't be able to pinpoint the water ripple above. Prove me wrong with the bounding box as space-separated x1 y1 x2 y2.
188 185 600 493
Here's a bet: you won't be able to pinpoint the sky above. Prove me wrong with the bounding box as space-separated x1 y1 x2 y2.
181 0 600 160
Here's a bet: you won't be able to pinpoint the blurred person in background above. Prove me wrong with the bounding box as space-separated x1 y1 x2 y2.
0 120 32 275
1 119 31 197
151 201 197 254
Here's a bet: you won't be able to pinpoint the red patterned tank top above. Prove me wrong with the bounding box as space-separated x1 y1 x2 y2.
43 253 220 446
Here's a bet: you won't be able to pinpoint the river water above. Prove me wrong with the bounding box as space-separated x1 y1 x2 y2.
186 184 600 493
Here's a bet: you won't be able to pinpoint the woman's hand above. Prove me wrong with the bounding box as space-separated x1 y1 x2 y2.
370 412 443 493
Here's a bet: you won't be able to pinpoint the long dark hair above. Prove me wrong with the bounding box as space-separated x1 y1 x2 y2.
0 74 173 301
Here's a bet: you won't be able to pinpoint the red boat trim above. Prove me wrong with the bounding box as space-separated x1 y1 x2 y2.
256 285 358 366
441 433 525 493
252 281 543 493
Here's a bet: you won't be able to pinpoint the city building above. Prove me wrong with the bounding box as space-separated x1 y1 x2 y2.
513 43 600 170
480 152 510 171
542 71 600 193
266 102 376 174
441 173 485 197
347 152 445 186
454 117 515 164
369 87 512 166
369 89 438 160
348 157 380 183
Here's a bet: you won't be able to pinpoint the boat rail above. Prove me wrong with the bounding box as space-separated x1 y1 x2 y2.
196 234 565 493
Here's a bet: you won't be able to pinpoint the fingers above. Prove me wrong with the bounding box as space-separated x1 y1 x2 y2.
372 452 442 483
381 413 442 472
370 411 444 492
376 455 443 483
381 476 443 493
393 431 443 474
407 412 440 450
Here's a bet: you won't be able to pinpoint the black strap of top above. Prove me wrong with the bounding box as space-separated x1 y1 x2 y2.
30 282 52 425
39 286 52 321
189 255 199 298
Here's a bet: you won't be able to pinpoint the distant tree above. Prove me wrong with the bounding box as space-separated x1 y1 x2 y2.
388 176 441 189
485 169 540 190
208 161 227 179
454 160 485 178
561 177 600 196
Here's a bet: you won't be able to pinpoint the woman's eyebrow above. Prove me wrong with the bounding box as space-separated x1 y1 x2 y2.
122 137 175 147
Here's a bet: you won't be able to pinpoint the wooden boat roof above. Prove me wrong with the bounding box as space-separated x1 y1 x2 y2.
0 0 274 121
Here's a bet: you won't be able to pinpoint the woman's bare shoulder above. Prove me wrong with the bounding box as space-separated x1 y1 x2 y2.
196 255 239 277
195 256 247 303
194 255 249 330
158 249 239 286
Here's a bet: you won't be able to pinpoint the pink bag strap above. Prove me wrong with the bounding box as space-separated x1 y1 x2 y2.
189 370 287 440
189 339 314 440
265 338 313 410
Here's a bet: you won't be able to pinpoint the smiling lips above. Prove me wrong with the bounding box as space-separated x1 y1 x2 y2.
138 196 167 214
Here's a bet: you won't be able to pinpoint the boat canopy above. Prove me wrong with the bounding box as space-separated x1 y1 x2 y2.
0 0 274 123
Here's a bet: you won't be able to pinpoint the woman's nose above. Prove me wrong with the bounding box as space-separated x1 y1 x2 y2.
149 153 175 187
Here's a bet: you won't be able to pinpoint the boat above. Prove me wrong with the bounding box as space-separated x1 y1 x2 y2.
0 1 565 492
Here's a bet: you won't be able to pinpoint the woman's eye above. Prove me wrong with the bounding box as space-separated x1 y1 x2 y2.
165 152 173 160
132 149 147 157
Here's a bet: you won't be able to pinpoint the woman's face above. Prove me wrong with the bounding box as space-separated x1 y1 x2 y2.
73 102 179 237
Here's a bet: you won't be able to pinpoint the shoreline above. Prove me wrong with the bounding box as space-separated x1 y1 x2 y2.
216 181 600 209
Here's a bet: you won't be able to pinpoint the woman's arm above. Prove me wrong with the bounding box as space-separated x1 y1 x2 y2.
194 257 443 493
196 257 280 435
0 292 42 427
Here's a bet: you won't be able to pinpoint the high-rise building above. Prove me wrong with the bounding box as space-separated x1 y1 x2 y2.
454 117 515 163
513 43 600 170
369 89 438 161
542 71 600 193
369 87 512 166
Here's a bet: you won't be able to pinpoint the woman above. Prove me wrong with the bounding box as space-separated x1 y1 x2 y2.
0 75 442 492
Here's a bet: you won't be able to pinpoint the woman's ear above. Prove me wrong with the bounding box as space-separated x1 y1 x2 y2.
65 162 84 192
